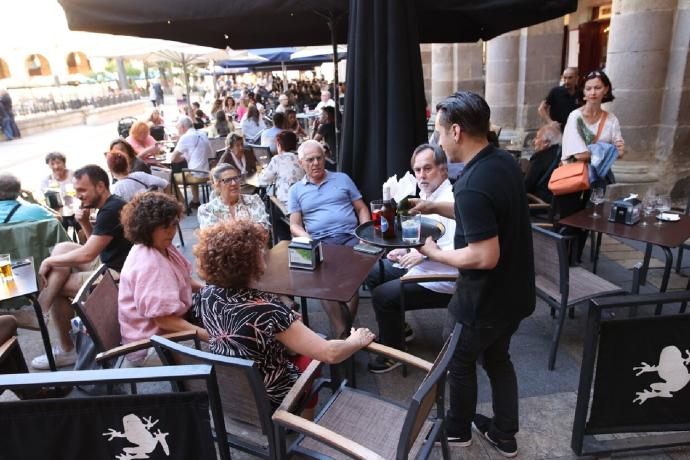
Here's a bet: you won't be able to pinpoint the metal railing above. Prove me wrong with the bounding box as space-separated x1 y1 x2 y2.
8 83 141 117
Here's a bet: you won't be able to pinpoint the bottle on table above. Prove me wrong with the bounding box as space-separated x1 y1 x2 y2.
381 185 397 239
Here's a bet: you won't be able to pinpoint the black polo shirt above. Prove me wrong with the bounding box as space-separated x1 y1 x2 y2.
545 85 582 129
92 194 132 272
449 144 535 328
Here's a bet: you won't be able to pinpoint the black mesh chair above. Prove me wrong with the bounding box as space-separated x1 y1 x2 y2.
0 365 228 460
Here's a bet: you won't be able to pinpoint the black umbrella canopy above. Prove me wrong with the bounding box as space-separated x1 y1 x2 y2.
59 0 576 202
59 0 576 48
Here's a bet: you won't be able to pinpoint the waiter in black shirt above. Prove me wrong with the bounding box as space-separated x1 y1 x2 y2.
538 67 582 131
411 92 535 457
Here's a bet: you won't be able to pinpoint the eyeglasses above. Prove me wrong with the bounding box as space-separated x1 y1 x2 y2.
586 70 603 78
218 176 244 185
303 156 324 164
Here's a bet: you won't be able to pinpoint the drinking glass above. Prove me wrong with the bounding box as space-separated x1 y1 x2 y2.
401 214 421 244
370 200 383 232
0 254 13 282
640 197 655 227
654 195 671 227
590 186 605 218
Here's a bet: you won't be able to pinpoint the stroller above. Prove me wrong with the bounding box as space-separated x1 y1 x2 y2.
117 116 137 138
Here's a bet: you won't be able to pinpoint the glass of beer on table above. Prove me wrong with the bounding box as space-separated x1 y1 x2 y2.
0 254 13 282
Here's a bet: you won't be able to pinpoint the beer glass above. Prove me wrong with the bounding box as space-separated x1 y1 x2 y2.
0 254 13 281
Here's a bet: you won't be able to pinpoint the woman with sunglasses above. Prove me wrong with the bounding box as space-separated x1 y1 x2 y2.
561 69 625 162
559 69 625 259
197 163 269 230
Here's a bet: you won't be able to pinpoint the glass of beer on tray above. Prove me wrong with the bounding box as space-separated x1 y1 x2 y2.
370 200 384 232
0 254 13 282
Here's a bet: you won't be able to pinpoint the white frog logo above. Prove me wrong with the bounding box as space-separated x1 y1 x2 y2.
103 414 170 459
633 346 690 405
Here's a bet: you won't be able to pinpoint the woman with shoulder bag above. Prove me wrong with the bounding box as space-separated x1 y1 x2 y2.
553 69 624 219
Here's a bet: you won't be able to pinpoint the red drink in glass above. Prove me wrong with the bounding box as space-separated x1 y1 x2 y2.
372 209 381 231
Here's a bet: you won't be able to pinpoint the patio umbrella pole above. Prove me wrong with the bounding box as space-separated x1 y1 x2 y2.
325 12 341 166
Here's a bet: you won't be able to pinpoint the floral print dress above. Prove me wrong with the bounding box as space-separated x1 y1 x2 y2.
257 152 305 205
197 194 270 230
193 286 298 407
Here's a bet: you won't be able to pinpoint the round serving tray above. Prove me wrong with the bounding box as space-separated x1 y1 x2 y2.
355 217 446 248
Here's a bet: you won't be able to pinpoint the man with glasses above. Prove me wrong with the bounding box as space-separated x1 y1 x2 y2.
288 140 370 337
538 67 582 131
32 165 132 370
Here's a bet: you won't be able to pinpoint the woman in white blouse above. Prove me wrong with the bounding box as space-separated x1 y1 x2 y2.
239 104 266 143
257 130 305 205
561 69 625 161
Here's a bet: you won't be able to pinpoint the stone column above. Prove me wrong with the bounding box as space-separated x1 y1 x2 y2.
605 0 686 196
430 43 484 111
485 30 521 128
431 43 454 110
420 44 432 109
452 43 484 97
517 18 565 130
657 0 690 200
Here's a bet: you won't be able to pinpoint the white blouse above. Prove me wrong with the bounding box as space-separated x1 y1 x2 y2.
561 108 623 160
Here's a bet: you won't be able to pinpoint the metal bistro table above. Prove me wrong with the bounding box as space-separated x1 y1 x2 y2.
0 257 57 371
559 202 690 309
252 241 381 386
356 217 446 285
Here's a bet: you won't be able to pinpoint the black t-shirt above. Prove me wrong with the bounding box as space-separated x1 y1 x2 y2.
92 194 132 271
318 122 336 154
545 85 582 129
449 144 535 327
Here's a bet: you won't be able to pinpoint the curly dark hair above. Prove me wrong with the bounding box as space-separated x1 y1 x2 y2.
194 220 268 288
120 192 183 246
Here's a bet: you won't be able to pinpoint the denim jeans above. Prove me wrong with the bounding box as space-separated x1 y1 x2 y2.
446 320 521 440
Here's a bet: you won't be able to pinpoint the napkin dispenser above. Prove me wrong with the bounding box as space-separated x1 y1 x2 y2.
288 237 324 270
608 197 641 225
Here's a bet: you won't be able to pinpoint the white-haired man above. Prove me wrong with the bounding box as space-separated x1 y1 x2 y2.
523 123 562 203
171 116 212 207
288 140 370 337
314 90 335 114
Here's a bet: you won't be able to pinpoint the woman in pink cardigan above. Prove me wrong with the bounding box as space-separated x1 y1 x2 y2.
118 192 207 366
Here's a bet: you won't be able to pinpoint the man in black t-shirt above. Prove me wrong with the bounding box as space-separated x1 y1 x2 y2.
538 67 582 130
413 92 535 457
32 165 132 370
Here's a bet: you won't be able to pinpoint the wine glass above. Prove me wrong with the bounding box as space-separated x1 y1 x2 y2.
654 195 671 227
640 197 656 227
590 185 605 218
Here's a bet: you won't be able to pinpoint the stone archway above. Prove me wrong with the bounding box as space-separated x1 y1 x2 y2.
25 54 52 77
66 51 92 75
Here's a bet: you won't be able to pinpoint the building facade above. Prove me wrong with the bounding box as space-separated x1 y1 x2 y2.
424 0 690 200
